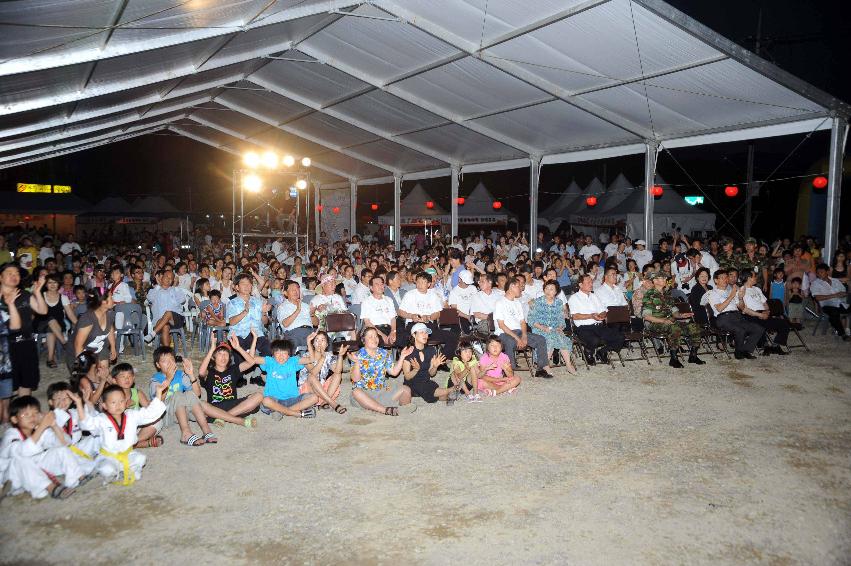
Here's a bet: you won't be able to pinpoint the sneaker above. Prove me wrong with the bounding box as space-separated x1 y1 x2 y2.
300 407 316 418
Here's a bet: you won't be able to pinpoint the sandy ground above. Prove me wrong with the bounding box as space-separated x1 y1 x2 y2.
1 333 850 566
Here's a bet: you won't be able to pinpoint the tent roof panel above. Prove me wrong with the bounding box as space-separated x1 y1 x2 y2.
394 56 551 120
251 55 371 107
474 99 641 151
286 112 381 149
398 123 525 164
330 90 448 136
216 88 313 125
344 139 446 174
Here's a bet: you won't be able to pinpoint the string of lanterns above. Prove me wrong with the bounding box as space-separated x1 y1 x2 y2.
313 174 830 214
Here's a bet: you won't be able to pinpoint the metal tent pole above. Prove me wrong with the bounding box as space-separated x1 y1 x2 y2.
744 142 755 239
239 173 245 255
231 169 237 254
393 175 402 251
350 179 358 237
450 165 460 239
824 116 848 265
643 143 658 243
529 156 541 254
313 181 321 243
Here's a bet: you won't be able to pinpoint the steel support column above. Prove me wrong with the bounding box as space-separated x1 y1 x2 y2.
350 178 358 237
313 181 321 243
450 165 460 239
393 175 402 251
824 116 848 264
643 143 659 243
529 156 542 254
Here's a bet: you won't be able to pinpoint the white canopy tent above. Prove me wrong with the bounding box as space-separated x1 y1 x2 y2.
456 181 517 226
377 183 447 226
0 0 846 259
539 179 583 229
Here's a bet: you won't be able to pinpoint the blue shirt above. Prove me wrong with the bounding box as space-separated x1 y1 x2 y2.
149 369 192 399
769 281 785 303
260 356 302 400
225 295 266 338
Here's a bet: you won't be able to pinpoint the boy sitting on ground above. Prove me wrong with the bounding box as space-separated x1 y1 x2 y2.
240 338 318 419
110 363 164 448
47 382 100 471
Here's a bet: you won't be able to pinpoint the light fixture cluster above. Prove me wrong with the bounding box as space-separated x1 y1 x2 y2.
241 151 311 193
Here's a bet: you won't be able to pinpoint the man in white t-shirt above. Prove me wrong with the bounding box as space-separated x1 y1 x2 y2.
494 276 552 377
700 270 764 357
632 240 653 271
447 270 477 332
360 276 398 347
470 272 503 325
398 271 457 356
567 273 625 365
578 236 602 262
603 235 619 260
810 263 850 340
593 266 627 308
277 280 314 350
350 268 372 306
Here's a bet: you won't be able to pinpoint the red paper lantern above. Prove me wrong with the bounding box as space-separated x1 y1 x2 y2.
651 185 664 197
492 201 502 210
586 196 597 207
370 203 379 211
724 185 739 198
812 176 828 189
316 204 323 212
456 197 465 205
332 206 340 215
425 201 434 209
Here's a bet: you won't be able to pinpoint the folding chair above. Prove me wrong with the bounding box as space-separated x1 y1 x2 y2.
488 312 534 374
325 312 360 354
675 301 718 359
605 305 649 365
768 299 808 351
115 303 145 357
565 311 594 371
703 306 733 359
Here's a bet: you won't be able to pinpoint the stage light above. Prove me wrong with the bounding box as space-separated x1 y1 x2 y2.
243 151 260 168
261 150 278 169
283 155 295 167
243 174 262 192
301 157 311 167
296 179 308 190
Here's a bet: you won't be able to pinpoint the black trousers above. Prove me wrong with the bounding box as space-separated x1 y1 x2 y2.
822 305 851 335
575 324 625 354
403 321 458 357
745 314 790 346
715 312 764 353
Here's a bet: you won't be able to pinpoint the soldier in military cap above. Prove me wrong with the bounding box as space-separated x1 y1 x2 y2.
738 237 770 294
642 271 705 368
717 238 738 272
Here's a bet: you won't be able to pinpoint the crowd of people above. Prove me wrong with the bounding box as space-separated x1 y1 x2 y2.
0 224 849 500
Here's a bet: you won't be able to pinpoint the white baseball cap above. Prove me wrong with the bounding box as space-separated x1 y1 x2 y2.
410 322 432 335
459 270 474 285
635 239 647 246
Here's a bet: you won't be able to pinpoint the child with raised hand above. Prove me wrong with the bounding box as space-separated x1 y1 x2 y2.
449 341 482 403
240 338 318 419
298 331 347 415
109 363 163 448
198 332 263 428
81 382 167 485
477 335 521 396
0 395 86 499
47 382 100 471
149 346 217 446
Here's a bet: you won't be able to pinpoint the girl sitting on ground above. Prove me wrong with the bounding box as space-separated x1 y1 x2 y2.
477 335 521 396
297 331 347 415
449 340 481 402
198 333 263 428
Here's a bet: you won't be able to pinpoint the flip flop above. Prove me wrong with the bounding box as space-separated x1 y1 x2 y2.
50 484 75 499
213 418 226 428
244 416 258 428
181 434 205 447
333 404 347 415
201 432 218 444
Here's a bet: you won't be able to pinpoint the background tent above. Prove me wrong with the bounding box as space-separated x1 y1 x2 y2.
540 179 582 229
131 196 180 216
90 196 133 215
378 183 448 226
458 181 517 226
569 176 715 237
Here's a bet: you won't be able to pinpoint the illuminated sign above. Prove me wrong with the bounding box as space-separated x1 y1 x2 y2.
16 183 72 194
684 196 704 206
17 183 51 193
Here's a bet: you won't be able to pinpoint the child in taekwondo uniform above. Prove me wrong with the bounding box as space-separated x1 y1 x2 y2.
47 381 100 475
81 382 167 485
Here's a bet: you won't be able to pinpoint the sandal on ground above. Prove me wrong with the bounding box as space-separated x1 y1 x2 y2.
46 360 58 368
76 472 97 489
50 484 75 499
135 435 164 449
300 407 317 418
180 434 205 447
318 403 331 410
384 406 399 416
213 418 226 428
333 404 347 415
244 416 257 428
201 432 218 444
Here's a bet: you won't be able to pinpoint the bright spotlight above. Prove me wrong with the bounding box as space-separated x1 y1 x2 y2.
301 157 311 167
261 150 278 169
243 151 260 168
296 179 308 190
282 154 295 167
243 173 262 192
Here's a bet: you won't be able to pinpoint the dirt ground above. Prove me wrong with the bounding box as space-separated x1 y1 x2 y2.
1 334 850 566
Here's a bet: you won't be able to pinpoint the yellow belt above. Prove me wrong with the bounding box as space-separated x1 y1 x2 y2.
69 445 92 460
99 446 135 486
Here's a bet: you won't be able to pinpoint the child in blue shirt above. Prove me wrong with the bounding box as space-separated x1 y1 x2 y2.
242 339 318 419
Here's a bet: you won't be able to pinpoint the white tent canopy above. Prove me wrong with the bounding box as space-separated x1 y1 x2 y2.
0 0 845 256
540 179 582 229
378 183 446 225
457 181 516 225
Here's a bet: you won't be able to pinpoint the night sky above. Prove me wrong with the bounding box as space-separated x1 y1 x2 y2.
1 0 848 240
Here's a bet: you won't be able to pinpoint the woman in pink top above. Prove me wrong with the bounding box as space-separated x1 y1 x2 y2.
477 335 521 396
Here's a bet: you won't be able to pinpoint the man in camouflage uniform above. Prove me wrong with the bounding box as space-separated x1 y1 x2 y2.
737 237 770 293
642 272 705 368
717 238 738 272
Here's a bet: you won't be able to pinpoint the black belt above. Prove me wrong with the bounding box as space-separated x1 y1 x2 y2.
716 311 737 317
